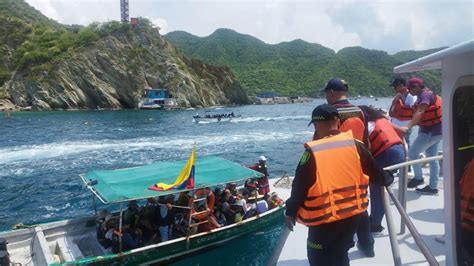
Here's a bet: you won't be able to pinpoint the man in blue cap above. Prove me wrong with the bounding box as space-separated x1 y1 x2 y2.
321 78 375 257
322 78 367 144
286 104 393 265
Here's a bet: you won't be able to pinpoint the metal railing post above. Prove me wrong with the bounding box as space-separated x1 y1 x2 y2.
386 187 439 266
397 141 409 234
383 186 402 266
399 165 408 234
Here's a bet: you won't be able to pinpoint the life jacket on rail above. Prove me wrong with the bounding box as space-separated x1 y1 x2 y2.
389 92 414 121
334 103 366 143
460 159 474 233
417 93 442 127
296 131 369 227
192 188 216 221
369 118 403 157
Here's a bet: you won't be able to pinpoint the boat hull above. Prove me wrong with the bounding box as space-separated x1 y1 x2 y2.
59 206 285 265
193 117 233 123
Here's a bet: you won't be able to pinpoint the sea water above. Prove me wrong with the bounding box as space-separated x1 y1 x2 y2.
0 98 392 264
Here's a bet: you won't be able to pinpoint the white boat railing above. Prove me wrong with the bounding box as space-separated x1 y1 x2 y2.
382 155 443 266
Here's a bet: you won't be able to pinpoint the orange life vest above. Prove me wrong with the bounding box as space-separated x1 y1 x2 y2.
369 118 403 157
417 93 442 127
335 104 366 143
389 92 414 121
460 159 474 233
296 131 369 227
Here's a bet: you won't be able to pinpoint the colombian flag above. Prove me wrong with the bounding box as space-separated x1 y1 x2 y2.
149 145 196 191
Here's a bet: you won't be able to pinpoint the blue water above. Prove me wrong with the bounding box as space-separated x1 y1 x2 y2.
0 98 392 263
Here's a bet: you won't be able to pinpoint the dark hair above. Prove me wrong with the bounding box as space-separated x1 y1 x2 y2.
359 105 385 122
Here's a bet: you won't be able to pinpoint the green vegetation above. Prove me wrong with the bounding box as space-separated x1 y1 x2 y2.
0 0 149 86
166 29 443 96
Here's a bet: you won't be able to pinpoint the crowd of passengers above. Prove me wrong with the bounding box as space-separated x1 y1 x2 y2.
96 180 284 253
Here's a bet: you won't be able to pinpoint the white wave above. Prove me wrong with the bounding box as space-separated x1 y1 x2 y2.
42 203 71 212
0 131 312 164
230 115 308 123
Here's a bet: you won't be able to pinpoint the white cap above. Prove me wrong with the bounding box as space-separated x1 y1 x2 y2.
259 156 267 161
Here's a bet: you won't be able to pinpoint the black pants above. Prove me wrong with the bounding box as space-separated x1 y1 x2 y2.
307 214 361 266
356 210 374 250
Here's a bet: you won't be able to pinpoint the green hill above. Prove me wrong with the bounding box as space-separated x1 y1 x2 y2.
166 29 444 96
0 0 249 110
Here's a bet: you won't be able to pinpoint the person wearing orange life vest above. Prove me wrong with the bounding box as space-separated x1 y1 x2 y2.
399 77 442 195
388 77 417 146
285 104 393 266
322 78 368 145
359 105 405 233
322 78 375 257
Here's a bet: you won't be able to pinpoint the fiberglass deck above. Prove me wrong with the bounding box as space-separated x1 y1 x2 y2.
274 169 446 265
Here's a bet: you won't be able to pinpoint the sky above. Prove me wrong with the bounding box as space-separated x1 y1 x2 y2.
25 0 473 54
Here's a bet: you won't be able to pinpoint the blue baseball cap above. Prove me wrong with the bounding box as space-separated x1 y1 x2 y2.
322 78 349 92
308 104 340 126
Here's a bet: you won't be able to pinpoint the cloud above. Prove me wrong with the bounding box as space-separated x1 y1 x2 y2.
24 0 472 53
151 18 169 33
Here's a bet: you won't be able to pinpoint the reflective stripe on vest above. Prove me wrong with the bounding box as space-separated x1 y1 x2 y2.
461 159 474 233
335 105 366 142
389 97 414 121
418 94 442 127
369 118 403 157
297 131 369 227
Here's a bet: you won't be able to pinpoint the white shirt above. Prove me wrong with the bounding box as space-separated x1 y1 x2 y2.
390 93 418 127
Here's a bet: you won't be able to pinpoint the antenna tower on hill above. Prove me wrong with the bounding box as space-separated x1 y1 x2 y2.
120 0 129 23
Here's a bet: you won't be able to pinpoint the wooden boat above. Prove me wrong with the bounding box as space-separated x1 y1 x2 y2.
0 156 285 265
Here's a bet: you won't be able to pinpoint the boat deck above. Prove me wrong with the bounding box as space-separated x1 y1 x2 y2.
273 170 446 265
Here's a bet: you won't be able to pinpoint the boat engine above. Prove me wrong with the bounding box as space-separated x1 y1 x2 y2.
0 238 10 266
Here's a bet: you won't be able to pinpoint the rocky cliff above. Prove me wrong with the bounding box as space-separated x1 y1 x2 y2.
0 1 249 110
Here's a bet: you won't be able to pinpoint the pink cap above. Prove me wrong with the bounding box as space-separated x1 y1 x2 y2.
407 77 424 88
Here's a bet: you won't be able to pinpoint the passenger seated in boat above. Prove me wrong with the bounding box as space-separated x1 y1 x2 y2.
139 198 158 244
225 183 238 196
231 198 249 222
156 196 174 242
124 200 141 231
267 192 284 209
244 178 259 193
176 191 191 209
96 211 113 249
220 190 237 225
123 200 143 245
256 199 269 214
240 191 258 219
107 220 139 253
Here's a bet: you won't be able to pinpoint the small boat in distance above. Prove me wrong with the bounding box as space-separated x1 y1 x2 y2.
138 88 179 110
193 112 237 123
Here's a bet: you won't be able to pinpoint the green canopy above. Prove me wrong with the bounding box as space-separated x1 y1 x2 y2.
82 156 263 204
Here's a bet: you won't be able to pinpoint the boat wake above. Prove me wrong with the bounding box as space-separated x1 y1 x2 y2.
0 131 312 165
230 115 308 123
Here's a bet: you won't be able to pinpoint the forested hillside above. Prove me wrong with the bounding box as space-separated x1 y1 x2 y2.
166 29 443 96
0 0 249 110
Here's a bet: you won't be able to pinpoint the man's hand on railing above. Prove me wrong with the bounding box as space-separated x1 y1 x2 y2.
384 170 395 187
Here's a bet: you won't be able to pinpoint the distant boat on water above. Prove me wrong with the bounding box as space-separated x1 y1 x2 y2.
193 111 238 123
138 88 179 110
